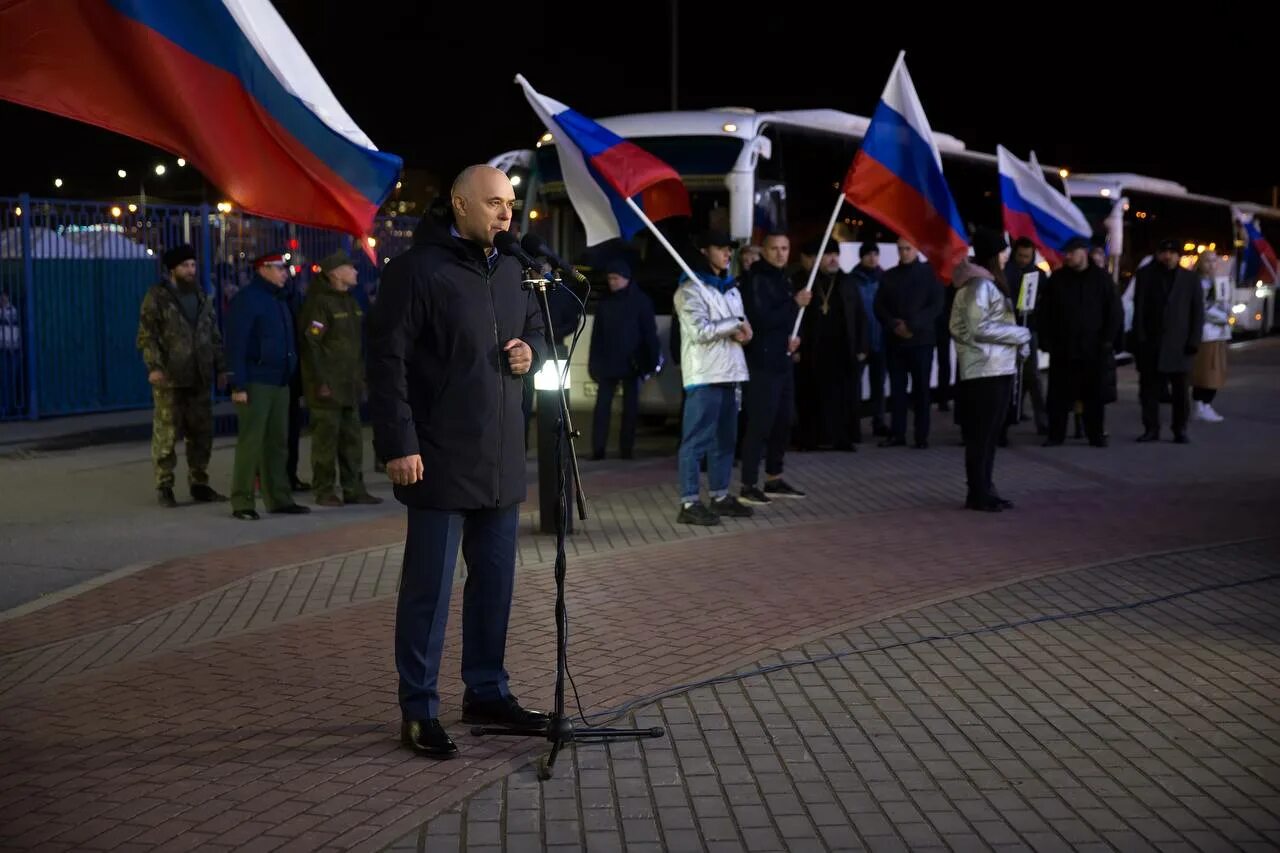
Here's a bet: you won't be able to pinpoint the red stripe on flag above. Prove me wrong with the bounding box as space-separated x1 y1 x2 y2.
1003 206 1062 268
590 142 683 200
0 1 377 236
639 179 691 223
844 152 969 282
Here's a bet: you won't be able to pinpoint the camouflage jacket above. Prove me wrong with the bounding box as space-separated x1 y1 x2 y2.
299 279 364 407
136 281 226 389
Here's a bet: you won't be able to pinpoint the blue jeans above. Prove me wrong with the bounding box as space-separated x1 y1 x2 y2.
395 504 519 719
678 384 738 504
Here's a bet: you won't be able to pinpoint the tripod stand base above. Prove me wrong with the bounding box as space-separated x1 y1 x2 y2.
472 715 666 779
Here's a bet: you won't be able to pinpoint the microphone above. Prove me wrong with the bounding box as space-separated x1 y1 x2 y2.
493 230 541 269
521 233 589 285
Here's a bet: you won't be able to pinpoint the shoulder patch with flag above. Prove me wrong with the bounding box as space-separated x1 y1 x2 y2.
515 74 690 247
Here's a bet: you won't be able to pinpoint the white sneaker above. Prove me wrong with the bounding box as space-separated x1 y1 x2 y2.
1202 404 1225 423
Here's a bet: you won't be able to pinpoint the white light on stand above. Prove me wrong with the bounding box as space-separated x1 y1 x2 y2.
533 359 571 391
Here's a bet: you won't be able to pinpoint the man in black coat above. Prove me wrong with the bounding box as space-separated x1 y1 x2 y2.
875 239 942 448
367 165 548 760
1131 239 1205 443
1003 237 1049 436
1037 236 1122 447
588 258 658 460
739 234 812 504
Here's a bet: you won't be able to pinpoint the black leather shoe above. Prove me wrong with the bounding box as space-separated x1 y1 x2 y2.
270 504 312 515
964 497 1003 512
913 440 929 450
157 487 177 508
990 494 1015 510
401 718 458 759
1173 433 1190 445
190 484 227 502
232 509 260 521
460 695 549 729
1136 432 1160 443
878 437 907 448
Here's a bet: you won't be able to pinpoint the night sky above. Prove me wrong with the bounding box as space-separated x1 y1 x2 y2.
1 3 1276 208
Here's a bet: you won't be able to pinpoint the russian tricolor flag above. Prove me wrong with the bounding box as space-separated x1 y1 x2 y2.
516 75 690 247
0 0 402 240
842 54 968 282
1242 218 1278 285
996 146 1090 268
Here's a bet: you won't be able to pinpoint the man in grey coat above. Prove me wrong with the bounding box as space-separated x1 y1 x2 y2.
1131 239 1204 444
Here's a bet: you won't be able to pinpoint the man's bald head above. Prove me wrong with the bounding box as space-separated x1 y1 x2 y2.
451 165 515 248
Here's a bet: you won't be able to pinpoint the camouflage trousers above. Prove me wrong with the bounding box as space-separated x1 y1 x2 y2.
309 405 367 499
152 386 213 489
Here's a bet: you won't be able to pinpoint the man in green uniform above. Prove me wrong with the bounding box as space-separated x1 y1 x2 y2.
301 250 381 507
136 244 229 507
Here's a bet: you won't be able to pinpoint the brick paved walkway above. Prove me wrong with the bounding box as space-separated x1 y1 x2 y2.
1 344 1278 852
400 539 1280 853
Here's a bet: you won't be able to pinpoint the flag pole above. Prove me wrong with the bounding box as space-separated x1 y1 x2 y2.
791 190 846 338
622 196 707 287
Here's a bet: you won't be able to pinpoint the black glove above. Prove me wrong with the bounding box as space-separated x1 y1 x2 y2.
1184 344 1198 356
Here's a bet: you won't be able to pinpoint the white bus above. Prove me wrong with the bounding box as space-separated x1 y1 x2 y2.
492 107 1067 417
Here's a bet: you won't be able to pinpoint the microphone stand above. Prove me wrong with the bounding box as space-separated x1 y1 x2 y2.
470 267 665 779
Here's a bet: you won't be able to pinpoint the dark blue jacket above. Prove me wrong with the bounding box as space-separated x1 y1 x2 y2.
741 259 799 373
226 276 298 390
589 284 659 381
367 214 545 510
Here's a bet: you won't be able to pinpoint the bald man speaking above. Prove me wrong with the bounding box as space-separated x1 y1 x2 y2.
368 165 547 759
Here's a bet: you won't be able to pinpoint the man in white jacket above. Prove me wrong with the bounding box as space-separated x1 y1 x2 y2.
674 231 754 525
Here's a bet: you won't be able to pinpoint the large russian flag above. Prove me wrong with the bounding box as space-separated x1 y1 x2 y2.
843 54 968 282
997 145 1090 268
516 74 689 247
0 0 402 239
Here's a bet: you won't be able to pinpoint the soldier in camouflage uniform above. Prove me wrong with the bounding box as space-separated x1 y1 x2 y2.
136 244 229 507
301 250 381 507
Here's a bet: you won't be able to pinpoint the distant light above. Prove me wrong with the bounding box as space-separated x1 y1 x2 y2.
528 209 540 220
366 236 377 248
54 178 63 188
395 181 402 190
1123 202 1130 211
1196 244 1207 254
154 164 166 176
722 122 738 133
1256 313 1263 321
13 206 21 217
1100 188 1112 198
1208 242 1216 252
1058 168 1070 179
510 175 522 187
176 158 186 167
1183 242 1196 252
117 169 127 179
540 132 553 143
128 203 138 213
216 201 233 213
1257 288 1268 299
383 257 390 264
146 248 154 256
283 252 292 261
110 206 121 218
1232 303 1247 314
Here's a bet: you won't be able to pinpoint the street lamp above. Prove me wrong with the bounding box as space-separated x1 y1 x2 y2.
117 169 127 179
1058 168 1070 179
53 178 63 188
154 164 166 176
176 158 186 167
110 206 122 218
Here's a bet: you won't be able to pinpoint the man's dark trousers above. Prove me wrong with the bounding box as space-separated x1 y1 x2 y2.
395 504 519 719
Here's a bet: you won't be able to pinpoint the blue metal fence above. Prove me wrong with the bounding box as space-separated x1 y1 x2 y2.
0 194 417 420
